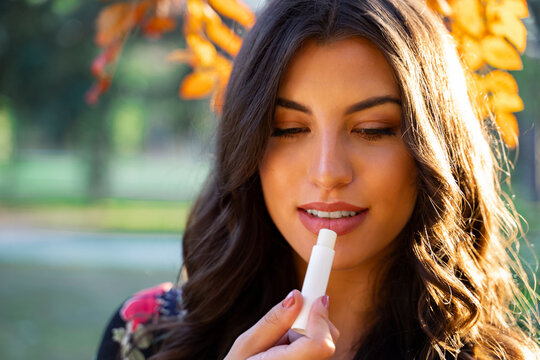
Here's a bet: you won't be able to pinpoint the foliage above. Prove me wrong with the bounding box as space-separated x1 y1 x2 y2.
435 0 530 148
88 0 253 113
89 0 528 147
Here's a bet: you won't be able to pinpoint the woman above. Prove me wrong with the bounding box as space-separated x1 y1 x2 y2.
96 0 539 359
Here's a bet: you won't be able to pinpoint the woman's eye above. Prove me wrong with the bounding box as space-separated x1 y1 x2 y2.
271 127 309 138
352 128 396 140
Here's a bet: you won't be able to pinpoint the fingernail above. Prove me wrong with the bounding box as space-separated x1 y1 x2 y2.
282 291 295 308
321 295 329 309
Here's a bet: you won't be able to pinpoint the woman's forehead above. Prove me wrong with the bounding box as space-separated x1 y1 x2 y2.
277 38 401 103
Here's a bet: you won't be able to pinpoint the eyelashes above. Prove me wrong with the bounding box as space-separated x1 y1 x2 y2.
271 127 309 138
271 127 396 140
351 128 396 140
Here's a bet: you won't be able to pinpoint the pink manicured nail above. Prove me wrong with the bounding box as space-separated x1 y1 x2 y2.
321 295 329 309
282 291 295 308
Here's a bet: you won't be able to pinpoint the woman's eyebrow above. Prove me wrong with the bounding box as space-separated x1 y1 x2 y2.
345 95 401 115
276 98 311 113
275 96 401 115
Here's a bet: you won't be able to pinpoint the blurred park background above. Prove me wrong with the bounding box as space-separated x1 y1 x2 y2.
0 0 539 359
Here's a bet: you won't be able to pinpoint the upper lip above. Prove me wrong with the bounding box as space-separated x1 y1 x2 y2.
298 201 367 212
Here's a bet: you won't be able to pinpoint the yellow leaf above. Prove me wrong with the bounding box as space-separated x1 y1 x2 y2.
491 92 524 113
480 35 522 70
206 21 242 56
450 0 485 38
186 33 217 67
427 0 453 17
458 34 484 71
95 2 138 47
494 112 518 148
187 0 205 19
214 54 233 84
488 17 527 53
184 16 204 34
185 0 205 33
208 0 255 28
180 70 217 99
486 0 529 20
482 70 518 94
201 2 222 26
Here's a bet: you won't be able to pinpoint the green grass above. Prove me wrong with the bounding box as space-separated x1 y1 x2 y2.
0 262 176 360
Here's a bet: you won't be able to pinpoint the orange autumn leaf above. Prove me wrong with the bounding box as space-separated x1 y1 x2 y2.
207 0 255 28
143 16 178 37
491 92 524 113
459 34 484 71
427 0 452 17
185 0 206 32
85 76 112 105
495 112 519 148
451 0 485 38
184 15 205 34
186 33 217 67
180 70 217 99
481 70 519 94
206 21 242 56
485 0 528 53
480 35 522 70
488 15 527 53
486 0 529 21
200 1 222 25
95 2 140 47
187 0 205 17
214 54 232 84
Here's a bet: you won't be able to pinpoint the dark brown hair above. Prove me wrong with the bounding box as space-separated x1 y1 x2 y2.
151 0 539 358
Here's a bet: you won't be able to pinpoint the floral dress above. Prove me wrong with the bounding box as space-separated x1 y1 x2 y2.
95 282 183 360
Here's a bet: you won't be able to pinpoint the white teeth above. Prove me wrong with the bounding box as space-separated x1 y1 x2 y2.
306 209 358 219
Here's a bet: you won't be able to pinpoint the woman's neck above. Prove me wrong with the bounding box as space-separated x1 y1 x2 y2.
294 253 385 359
327 267 378 359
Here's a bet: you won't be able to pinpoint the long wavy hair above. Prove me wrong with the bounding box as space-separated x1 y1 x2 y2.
151 0 539 358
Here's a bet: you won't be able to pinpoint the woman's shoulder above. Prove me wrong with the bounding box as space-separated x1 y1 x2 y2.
95 282 183 360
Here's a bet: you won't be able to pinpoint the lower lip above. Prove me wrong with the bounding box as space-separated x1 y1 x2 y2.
298 209 368 236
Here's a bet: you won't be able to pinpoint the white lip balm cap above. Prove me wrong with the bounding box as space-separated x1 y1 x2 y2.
317 229 337 249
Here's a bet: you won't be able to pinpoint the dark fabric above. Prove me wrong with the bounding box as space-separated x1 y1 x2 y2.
95 306 161 360
95 306 124 360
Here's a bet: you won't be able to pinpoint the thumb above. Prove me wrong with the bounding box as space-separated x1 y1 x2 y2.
287 296 336 359
304 296 336 351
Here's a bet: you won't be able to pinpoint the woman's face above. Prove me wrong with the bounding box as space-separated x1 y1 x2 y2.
259 38 418 271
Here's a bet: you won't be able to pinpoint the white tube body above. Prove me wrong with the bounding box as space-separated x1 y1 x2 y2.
291 229 336 334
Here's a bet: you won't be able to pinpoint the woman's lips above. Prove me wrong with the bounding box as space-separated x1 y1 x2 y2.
297 202 368 236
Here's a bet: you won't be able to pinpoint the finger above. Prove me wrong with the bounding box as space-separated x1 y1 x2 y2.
287 328 303 344
274 332 290 347
328 320 340 343
287 312 338 345
305 296 334 343
288 296 336 359
226 290 303 359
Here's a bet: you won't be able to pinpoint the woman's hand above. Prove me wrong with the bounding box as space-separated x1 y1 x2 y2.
224 290 339 360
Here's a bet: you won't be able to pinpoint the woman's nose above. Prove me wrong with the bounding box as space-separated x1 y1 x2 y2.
308 134 353 190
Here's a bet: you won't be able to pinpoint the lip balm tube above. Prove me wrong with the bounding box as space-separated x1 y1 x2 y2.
291 228 337 335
